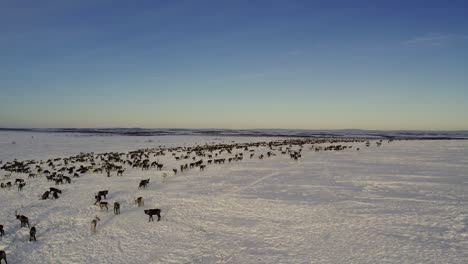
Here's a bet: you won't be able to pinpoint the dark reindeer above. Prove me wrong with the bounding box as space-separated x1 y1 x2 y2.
63 176 71 184
94 195 102 205
97 190 109 199
54 178 63 185
138 179 150 189
41 191 50 200
0 225 4 236
144 209 161 222
30 226 37 241
0 250 6 264
17 182 26 191
15 211 29 228
113 202 120 215
14 178 24 185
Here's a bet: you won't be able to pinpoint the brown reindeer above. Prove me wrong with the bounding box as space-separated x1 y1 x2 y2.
0 225 4 236
135 197 144 207
97 201 108 211
90 216 100 234
144 209 161 222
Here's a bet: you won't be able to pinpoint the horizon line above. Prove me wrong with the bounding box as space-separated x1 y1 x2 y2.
1 127 468 132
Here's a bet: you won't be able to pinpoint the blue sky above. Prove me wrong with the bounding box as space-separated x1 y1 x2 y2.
1 0 467 129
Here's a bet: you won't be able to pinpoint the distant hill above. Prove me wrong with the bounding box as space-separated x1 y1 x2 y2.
1 127 468 139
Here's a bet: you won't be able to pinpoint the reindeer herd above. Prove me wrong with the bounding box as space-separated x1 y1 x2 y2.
0 137 383 262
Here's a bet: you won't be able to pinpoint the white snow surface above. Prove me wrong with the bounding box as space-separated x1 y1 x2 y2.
1 131 468 263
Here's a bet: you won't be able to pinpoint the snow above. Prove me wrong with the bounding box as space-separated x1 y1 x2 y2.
1 131 468 263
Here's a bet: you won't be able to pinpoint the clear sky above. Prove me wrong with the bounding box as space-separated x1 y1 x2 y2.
1 0 467 130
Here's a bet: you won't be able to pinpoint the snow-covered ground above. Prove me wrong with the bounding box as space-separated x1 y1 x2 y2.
1 131 468 263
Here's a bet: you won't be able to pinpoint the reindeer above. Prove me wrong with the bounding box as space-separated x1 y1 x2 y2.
90 216 100 234
14 178 24 185
138 179 150 189
0 250 6 264
18 182 26 191
54 178 63 185
135 197 144 207
113 202 120 215
97 201 109 211
63 176 71 184
94 195 102 205
172 169 177 175
41 191 50 200
15 211 29 228
97 190 108 199
30 226 37 241
144 209 161 222
117 169 125 176
0 224 4 236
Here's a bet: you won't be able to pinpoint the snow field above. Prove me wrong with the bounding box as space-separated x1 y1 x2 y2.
0 132 468 263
